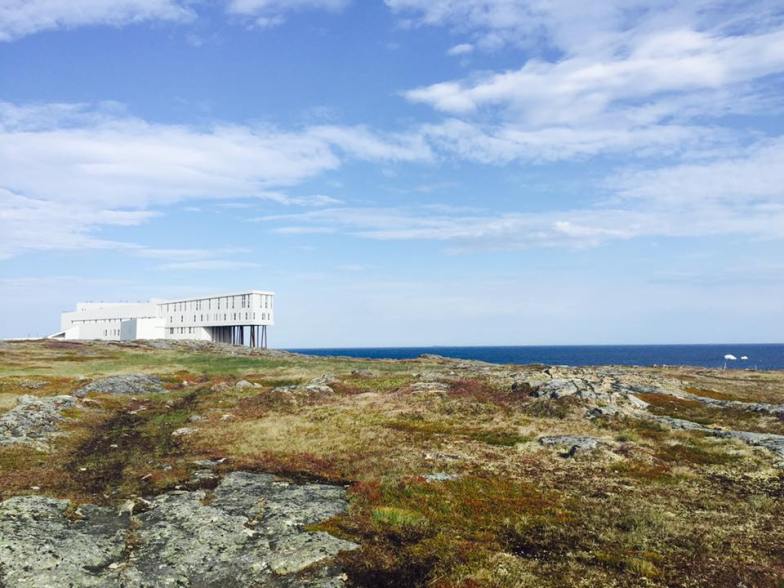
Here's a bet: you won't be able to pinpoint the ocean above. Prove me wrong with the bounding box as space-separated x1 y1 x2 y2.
289 344 784 370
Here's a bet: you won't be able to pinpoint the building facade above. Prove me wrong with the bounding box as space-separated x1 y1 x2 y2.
54 290 274 347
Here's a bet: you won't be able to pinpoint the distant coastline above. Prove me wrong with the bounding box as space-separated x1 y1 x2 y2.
289 344 784 370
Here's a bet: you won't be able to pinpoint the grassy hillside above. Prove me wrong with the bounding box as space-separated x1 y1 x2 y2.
1 340 782 587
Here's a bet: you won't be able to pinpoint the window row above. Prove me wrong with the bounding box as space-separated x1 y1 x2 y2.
161 295 272 314
167 312 272 324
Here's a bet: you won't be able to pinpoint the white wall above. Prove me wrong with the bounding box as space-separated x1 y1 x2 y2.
59 291 273 341
159 292 274 331
120 318 166 341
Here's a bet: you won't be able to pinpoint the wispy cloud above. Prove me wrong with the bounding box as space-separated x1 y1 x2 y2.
226 0 350 28
0 0 354 41
254 138 784 251
0 0 194 42
156 260 262 271
391 0 784 163
0 101 430 258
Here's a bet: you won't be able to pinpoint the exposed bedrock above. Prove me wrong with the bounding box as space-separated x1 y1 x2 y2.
0 471 358 588
0 395 77 448
75 374 166 397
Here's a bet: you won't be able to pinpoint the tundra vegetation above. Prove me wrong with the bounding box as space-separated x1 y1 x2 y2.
0 340 782 587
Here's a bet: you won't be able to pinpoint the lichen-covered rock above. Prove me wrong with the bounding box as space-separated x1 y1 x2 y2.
0 472 358 587
305 376 337 394
409 382 450 394
123 490 271 586
719 430 784 463
423 472 460 482
235 379 261 390
0 395 77 447
306 384 335 394
647 415 784 465
0 496 128 588
17 380 46 390
75 374 165 397
539 435 602 457
533 379 582 399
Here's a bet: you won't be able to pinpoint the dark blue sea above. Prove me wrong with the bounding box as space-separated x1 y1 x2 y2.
289 344 784 370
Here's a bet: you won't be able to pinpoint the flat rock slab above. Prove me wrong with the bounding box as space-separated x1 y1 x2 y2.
75 374 165 397
0 472 358 587
539 435 602 457
647 415 784 465
0 395 77 447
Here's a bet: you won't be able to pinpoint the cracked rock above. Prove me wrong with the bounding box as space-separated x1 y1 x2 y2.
75 374 165 398
0 472 358 588
0 395 77 447
539 435 602 457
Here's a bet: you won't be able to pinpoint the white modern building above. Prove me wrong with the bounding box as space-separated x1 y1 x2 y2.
52 290 274 348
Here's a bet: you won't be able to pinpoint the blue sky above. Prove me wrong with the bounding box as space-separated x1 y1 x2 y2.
1 0 783 346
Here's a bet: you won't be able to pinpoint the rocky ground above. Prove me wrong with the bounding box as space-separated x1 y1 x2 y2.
0 470 356 587
0 340 782 587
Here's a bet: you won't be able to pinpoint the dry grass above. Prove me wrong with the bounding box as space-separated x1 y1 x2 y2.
1 340 783 586
0 392 20 413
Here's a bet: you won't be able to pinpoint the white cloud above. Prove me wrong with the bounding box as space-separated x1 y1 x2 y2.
0 188 154 259
156 260 262 271
405 29 784 118
255 137 784 250
0 0 194 41
447 43 473 56
0 101 430 258
610 138 784 206
226 0 350 28
385 0 783 54
421 118 713 163
394 1 784 162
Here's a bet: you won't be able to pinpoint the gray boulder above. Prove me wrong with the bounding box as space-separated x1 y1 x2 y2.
532 379 582 399
75 374 165 397
539 435 602 457
0 395 77 447
306 375 337 394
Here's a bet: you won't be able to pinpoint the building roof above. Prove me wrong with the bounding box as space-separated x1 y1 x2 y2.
154 290 275 304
